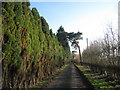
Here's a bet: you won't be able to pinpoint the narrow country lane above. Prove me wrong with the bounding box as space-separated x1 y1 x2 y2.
47 64 93 88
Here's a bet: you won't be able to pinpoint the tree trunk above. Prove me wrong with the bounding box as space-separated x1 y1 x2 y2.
78 46 82 65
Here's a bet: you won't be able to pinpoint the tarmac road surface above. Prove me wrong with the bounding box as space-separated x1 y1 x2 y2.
47 64 92 88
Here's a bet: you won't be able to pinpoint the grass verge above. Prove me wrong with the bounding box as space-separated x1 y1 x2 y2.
76 64 120 89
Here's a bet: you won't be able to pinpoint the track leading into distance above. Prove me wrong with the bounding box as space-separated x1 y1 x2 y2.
47 63 94 88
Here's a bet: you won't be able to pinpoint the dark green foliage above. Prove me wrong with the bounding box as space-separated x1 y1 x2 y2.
67 32 83 63
2 2 71 88
57 26 68 48
56 26 71 64
41 16 50 34
57 26 82 63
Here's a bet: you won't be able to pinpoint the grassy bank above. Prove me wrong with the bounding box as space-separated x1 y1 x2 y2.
76 64 120 89
32 64 69 88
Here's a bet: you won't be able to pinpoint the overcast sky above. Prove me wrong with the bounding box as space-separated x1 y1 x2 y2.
30 1 118 53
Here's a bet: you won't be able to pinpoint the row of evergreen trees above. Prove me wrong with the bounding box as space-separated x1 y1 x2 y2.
2 2 71 88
